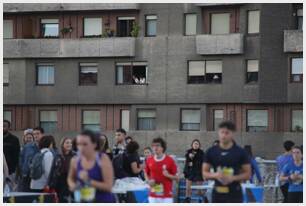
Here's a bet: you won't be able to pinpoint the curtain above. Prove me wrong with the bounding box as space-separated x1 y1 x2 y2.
38 65 55 84
185 14 197 35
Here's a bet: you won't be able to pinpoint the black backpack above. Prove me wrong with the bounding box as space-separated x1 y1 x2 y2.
112 153 129 179
47 153 64 189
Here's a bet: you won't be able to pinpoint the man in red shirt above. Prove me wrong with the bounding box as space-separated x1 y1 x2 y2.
144 137 179 203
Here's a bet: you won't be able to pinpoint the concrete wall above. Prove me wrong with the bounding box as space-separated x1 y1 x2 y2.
284 30 303 53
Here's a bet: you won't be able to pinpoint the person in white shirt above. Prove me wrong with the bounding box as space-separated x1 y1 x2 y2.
30 135 55 192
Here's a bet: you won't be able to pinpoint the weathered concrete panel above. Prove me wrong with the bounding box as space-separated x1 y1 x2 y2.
283 30 303 53
196 33 244 55
4 38 136 58
4 3 139 13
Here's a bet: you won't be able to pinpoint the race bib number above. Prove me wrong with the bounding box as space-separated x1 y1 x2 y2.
151 184 164 196
80 186 96 202
215 186 229 194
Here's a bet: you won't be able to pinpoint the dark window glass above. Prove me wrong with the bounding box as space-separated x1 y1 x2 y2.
79 63 98 85
117 17 135 37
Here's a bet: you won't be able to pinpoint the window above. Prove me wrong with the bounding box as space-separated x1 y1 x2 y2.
79 63 98 85
137 109 156 130
291 58 303 83
4 20 13 39
248 10 260 34
83 18 102 37
4 111 12 123
297 8 303 30
210 13 230 34
41 19 59 37
145 15 157 36
246 60 259 83
37 64 55 85
292 110 303 132
3 63 9 86
117 17 135 37
181 109 201 131
120 110 130 132
188 60 222 84
247 110 268 132
185 14 197 35
40 111 57 133
213 110 224 130
82 110 100 131
116 62 147 85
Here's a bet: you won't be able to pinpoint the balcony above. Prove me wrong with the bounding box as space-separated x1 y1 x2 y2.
283 30 303 53
196 33 244 55
4 3 139 13
3 38 136 58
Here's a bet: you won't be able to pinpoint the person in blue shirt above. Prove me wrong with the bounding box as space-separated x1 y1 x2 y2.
276 140 294 203
280 146 303 203
244 145 262 184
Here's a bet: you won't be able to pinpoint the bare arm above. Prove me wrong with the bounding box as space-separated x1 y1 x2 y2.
202 163 221 180
90 154 114 192
67 156 78 191
232 164 252 182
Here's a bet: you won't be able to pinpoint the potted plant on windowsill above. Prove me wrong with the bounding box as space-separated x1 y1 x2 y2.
130 22 140 37
61 26 73 34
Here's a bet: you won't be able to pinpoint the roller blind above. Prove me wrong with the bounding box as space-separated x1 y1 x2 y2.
248 10 260 33
121 110 130 131
146 15 157 20
292 58 303 74
84 18 102 36
189 61 205 76
247 110 268 126
297 8 303 17
247 60 259 72
4 111 12 123
38 65 55 84
41 19 59 24
118 17 135 20
185 14 197 35
182 109 200 123
83 111 100 124
292 110 303 130
138 110 156 118
214 110 224 119
206 60 222 73
4 20 13 39
40 111 57 122
211 13 230 34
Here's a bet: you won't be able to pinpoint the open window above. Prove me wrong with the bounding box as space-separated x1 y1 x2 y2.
117 17 135 37
246 60 259 83
188 60 222 84
116 62 148 85
41 19 59 38
291 57 303 83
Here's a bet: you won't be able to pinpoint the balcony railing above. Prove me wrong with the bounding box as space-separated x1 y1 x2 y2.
3 38 136 58
283 30 303 53
4 3 139 12
196 33 244 55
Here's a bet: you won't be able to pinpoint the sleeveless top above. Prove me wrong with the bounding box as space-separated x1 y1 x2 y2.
76 152 115 203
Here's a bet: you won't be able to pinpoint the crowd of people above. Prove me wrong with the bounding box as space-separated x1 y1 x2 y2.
3 119 303 203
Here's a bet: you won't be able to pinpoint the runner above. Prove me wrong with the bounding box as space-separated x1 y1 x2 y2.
280 146 303 203
276 140 295 203
202 121 251 203
144 137 179 203
67 130 115 203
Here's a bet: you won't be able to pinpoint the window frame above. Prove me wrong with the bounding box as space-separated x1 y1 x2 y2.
247 10 260 35
3 110 12 123
187 60 223 84
209 12 231 35
180 108 201 131
40 18 59 38
213 109 224 131
115 61 148 85
82 17 103 38
3 19 14 39
246 109 269 132
116 16 135 37
246 59 259 84
39 110 58 133
3 63 9 86
291 109 303 132
290 57 303 83
120 109 130 132
81 109 101 131
136 108 156 131
79 63 98 86
184 13 197 36
145 14 157 37
36 63 55 86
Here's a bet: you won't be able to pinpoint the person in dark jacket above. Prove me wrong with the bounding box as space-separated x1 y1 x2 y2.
183 139 205 203
3 120 20 177
56 137 76 202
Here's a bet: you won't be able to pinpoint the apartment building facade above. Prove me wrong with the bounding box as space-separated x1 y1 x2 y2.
3 3 303 158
